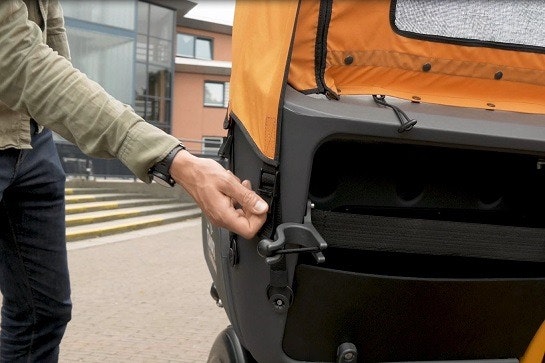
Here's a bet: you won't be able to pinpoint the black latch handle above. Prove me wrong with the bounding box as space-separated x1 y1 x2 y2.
257 201 327 265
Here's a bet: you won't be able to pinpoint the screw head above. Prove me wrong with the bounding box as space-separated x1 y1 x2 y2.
344 352 354 360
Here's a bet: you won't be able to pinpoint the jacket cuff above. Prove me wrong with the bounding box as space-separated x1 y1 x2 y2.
118 121 181 182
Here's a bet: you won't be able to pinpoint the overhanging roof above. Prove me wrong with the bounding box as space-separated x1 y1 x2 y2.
147 0 232 34
175 57 231 76
180 17 232 35
148 0 197 25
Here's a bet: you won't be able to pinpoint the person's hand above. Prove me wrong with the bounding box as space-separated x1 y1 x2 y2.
169 150 269 239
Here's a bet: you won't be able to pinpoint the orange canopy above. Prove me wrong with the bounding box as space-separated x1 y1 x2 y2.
230 0 299 161
231 0 545 161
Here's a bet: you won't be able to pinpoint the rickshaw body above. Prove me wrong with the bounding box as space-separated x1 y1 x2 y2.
202 1 545 362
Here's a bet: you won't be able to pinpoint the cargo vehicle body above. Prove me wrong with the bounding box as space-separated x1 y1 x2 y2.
202 1 545 362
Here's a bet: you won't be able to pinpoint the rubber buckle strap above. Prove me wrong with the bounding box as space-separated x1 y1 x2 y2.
257 165 279 240
258 166 279 211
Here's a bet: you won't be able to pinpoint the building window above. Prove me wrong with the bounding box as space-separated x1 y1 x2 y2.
61 1 136 30
64 0 175 134
202 137 224 156
65 27 134 105
63 1 137 104
204 81 229 108
176 34 213 60
135 1 175 132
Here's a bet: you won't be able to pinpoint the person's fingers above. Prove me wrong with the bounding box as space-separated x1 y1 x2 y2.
224 180 267 238
225 179 268 215
246 209 268 233
231 180 251 208
169 152 268 237
226 169 242 184
215 202 267 239
232 180 253 209
201 183 267 238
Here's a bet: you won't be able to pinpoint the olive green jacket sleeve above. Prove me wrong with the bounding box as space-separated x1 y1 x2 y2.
43 0 71 61
0 0 180 182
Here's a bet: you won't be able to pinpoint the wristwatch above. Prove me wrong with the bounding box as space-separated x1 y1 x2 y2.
148 144 185 187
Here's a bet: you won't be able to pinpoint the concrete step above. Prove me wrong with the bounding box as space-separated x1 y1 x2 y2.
65 193 144 204
65 198 180 214
63 181 201 241
65 187 118 195
65 203 196 227
66 208 202 241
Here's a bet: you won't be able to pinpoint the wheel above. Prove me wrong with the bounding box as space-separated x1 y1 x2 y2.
207 326 257 363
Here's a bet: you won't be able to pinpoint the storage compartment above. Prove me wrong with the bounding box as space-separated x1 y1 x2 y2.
307 140 545 278
280 139 545 361
309 140 545 227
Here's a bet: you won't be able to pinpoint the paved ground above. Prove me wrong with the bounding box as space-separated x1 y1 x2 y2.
59 218 229 362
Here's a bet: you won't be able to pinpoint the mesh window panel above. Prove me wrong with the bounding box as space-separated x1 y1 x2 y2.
394 0 545 48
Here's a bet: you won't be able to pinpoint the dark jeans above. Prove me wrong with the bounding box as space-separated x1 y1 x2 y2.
0 125 71 362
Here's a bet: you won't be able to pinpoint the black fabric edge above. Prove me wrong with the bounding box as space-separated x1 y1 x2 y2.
229 111 279 167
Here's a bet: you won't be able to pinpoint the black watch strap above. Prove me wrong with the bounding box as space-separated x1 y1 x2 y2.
149 144 185 187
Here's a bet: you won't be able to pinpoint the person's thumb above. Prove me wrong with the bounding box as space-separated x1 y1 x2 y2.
252 198 269 214
240 180 268 214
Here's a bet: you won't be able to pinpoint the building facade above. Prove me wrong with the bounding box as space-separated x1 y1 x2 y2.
56 0 231 177
173 19 232 156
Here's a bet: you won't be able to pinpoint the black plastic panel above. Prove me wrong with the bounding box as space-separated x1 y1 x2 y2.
283 265 545 362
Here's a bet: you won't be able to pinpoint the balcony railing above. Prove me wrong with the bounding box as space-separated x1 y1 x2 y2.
55 137 222 179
